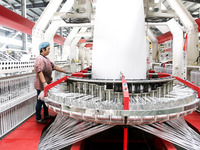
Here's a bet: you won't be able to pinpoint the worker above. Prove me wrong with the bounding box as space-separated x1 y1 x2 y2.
34 42 68 124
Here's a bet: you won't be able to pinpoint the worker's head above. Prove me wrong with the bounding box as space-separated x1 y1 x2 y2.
39 42 50 56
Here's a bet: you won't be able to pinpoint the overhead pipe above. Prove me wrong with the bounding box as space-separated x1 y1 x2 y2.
167 0 199 65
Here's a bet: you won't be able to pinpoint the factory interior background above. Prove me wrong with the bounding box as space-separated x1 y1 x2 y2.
0 0 200 150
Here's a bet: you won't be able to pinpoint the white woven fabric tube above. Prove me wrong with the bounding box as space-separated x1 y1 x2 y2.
92 0 147 79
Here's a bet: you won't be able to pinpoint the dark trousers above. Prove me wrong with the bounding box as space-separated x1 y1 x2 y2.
36 90 49 120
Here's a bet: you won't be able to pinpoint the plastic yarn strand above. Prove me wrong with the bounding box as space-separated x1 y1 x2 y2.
134 117 200 150
38 114 113 150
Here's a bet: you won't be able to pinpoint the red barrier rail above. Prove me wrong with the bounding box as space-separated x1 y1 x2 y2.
44 76 69 97
44 67 91 97
149 72 171 78
174 76 200 98
71 72 87 78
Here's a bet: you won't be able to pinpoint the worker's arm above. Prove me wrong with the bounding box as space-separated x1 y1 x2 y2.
38 72 47 100
55 66 70 74
38 72 47 84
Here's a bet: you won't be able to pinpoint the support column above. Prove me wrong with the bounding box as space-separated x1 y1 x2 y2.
70 45 77 73
60 27 63 60
167 0 199 65
78 43 86 70
85 48 92 67
70 27 88 73
146 39 151 70
21 0 27 51
62 28 80 61
32 0 63 56
167 19 184 78
147 27 159 63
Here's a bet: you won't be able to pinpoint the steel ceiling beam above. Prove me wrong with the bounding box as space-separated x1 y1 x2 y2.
1 0 17 12
1 0 37 20
6 0 67 10
28 8 41 17
0 5 65 45
182 0 200 3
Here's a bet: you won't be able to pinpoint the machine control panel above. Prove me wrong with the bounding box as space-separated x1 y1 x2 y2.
123 83 128 91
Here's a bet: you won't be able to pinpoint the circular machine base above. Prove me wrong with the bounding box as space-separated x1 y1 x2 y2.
45 77 200 125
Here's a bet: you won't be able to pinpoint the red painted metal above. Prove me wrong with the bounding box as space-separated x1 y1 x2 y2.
154 137 177 150
85 44 93 48
160 139 177 150
71 72 87 78
121 76 129 110
195 18 200 32
148 72 171 79
0 5 34 35
44 68 91 97
53 34 66 46
162 61 170 68
149 70 155 78
0 109 56 150
183 34 188 51
184 112 200 134
164 48 172 52
175 76 200 98
121 74 129 150
157 32 173 44
44 76 68 97
80 70 88 73
0 5 65 45
123 128 128 150
70 141 85 150
84 67 90 70
78 39 87 43
157 73 171 78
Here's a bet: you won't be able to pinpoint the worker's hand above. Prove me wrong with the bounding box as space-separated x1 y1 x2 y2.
38 91 44 101
64 71 71 74
43 82 48 87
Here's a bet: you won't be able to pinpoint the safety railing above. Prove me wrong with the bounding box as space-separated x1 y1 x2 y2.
190 70 200 87
0 74 36 139
0 61 34 74
0 96 36 139
154 65 172 74
0 69 71 139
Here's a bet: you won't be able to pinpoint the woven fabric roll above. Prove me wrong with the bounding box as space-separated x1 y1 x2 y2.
92 0 147 79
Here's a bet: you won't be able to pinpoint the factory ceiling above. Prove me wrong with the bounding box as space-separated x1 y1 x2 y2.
0 0 200 39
